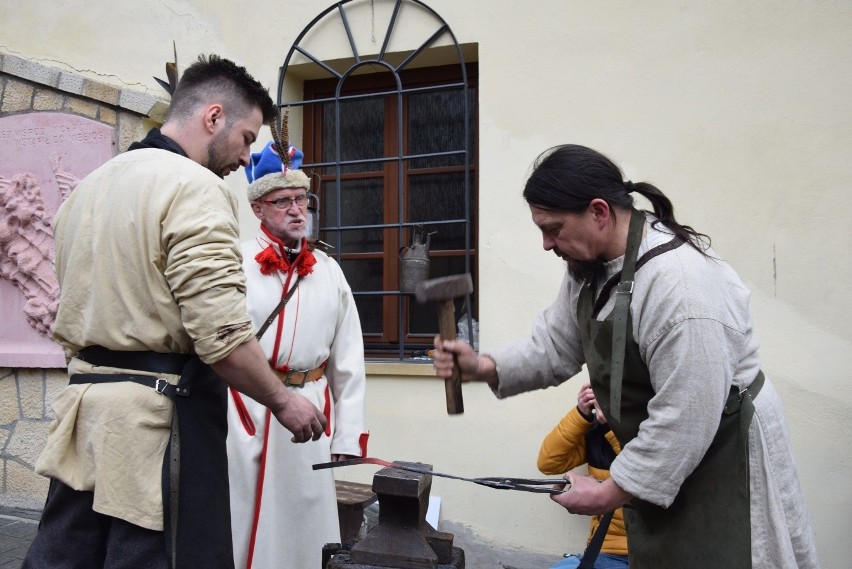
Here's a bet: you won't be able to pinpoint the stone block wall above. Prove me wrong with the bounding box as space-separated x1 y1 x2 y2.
0 53 168 152
0 52 168 511
0 368 67 510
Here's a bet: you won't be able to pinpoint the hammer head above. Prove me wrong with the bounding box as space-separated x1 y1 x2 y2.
414 273 473 303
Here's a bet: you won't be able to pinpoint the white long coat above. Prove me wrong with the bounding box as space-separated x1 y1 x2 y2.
227 232 367 569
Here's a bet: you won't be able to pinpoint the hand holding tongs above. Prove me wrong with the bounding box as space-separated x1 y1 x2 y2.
472 476 569 494
313 457 569 495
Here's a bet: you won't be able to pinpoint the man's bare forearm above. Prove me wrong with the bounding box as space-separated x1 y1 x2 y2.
211 339 327 442
210 339 287 411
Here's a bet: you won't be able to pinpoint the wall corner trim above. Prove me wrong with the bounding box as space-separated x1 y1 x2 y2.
1 53 168 121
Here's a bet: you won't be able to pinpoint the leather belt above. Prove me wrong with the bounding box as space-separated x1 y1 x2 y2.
69 372 189 398
273 364 326 387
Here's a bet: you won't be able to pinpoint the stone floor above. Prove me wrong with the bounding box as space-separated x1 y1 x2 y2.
441 520 562 569
0 508 39 569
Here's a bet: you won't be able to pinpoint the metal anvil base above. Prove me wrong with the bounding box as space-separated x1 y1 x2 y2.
325 462 465 569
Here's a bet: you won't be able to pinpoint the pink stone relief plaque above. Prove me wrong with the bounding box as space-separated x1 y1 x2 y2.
0 112 116 367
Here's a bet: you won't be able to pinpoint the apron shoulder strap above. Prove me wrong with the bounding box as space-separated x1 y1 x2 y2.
608 208 645 422
578 510 615 569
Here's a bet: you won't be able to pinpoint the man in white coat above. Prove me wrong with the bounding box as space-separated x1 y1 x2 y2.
227 141 368 569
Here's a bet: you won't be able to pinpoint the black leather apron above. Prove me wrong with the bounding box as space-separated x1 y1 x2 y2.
575 210 756 569
74 348 234 569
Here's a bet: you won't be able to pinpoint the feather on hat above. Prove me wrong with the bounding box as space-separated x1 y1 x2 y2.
245 108 310 201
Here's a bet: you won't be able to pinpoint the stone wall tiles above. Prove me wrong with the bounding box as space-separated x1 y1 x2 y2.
1 55 59 89
63 96 98 118
6 460 49 510
0 377 17 425
33 88 64 111
83 81 120 106
18 369 44 420
7 421 51 466
1 79 34 113
57 72 85 96
44 371 66 421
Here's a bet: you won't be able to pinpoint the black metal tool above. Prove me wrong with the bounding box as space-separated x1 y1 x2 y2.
313 457 568 494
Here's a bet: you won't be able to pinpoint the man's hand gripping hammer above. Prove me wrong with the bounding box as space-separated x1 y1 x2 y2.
415 273 473 415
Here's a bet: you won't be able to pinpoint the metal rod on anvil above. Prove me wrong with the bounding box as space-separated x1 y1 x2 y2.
313 457 568 494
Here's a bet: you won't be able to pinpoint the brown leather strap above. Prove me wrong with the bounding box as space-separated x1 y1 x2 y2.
273 363 326 387
255 276 300 341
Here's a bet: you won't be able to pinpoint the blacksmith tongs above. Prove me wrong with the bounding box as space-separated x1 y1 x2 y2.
313 457 568 495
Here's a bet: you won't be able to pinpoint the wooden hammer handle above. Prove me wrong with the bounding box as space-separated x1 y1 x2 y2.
437 299 464 415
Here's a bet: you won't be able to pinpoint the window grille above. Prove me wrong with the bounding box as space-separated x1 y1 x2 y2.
278 0 476 360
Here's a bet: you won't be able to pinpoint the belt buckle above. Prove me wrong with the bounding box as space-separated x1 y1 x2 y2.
154 378 168 395
285 370 308 388
615 281 634 295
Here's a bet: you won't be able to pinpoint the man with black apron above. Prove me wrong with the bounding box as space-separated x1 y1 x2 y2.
23 55 326 569
431 145 819 568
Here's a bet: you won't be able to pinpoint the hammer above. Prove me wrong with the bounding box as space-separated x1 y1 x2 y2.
415 273 473 415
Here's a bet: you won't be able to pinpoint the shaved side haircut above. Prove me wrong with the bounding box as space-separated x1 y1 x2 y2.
166 54 277 125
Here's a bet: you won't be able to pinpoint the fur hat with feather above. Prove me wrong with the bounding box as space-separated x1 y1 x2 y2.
245 109 310 201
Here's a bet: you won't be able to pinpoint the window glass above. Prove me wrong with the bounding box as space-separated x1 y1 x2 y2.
340 258 384 335
408 88 476 168
407 255 473 335
320 178 384 252
322 98 384 174
407 171 470 251
304 64 477 358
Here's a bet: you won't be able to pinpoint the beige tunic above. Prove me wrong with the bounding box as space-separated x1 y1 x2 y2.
36 149 255 531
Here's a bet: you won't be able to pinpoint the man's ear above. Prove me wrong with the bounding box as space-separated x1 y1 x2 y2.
250 201 264 220
204 104 224 134
588 198 611 227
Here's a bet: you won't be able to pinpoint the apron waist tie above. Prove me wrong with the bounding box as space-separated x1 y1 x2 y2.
77 345 192 375
69 373 189 398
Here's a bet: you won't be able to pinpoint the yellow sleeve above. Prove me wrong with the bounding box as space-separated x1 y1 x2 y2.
537 406 594 475
604 428 622 455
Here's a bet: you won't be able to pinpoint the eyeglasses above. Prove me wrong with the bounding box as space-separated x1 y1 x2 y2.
262 194 309 209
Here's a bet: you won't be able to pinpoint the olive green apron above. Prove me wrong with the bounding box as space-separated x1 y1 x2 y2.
576 209 758 569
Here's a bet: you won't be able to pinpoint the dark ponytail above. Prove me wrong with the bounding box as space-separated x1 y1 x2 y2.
523 144 710 254
628 181 710 253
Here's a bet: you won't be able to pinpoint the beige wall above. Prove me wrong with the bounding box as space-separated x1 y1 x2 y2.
2 1 850 567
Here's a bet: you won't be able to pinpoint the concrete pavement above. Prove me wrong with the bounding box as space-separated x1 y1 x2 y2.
0 507 560 569
0 508 39 569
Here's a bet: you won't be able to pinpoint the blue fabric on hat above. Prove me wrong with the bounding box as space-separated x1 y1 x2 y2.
245 141 304 183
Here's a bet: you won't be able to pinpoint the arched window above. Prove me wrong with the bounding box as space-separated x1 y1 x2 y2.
280 0 477 360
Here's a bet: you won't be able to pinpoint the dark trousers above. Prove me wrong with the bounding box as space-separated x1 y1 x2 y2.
23 479 169 569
